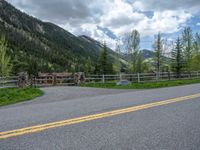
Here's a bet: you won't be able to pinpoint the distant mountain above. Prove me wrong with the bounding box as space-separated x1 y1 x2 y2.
0 0 119 74
141 49 155 59
122 49 155 61
78 35 117 58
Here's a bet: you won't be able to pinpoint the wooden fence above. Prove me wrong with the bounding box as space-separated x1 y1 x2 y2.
0 76 19 88
85 71 200 84
32 74 75 87
0 71 200 88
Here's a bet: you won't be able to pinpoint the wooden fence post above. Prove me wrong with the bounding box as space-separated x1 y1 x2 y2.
102 74 105 83
168 71 171 80
53 75 57 86
120 73 122 81
156 72 159 81
137 73 140 83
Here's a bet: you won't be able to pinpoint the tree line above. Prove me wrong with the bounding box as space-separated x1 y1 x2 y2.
0 27 200 77
112 27 200 77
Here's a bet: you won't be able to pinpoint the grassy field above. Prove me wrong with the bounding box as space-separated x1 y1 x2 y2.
82 78 200 89
0 88 43 106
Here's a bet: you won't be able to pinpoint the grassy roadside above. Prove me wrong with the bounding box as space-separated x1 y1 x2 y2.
0 88 43 106
82 78 200 89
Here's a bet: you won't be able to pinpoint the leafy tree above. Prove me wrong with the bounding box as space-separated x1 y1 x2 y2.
191 33 200 70
171 37 184 77
194 33 200 53
124 30 141 73
182 27 194 73
113 40 121 74
153 33 163 77
84 57 94 75
0 36 12 77
136 51 144 73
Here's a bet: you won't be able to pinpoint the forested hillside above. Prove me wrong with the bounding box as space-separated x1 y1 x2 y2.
0 0 119 74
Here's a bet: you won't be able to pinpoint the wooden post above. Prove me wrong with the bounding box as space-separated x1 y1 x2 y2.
156 72 159 81
137 73 140 83
102 74 105 83
120 73 122 81
168 71 171 80
53 75 57 86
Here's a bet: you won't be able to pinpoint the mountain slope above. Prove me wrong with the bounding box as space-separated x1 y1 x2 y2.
0 0 157 75
0 0 117 74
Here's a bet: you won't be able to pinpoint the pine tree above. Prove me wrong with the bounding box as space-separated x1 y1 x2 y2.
27 56 39 76
98 42 113 74
99 42 108 74
0 36 12 77
154 33 163 77
171 37 183 78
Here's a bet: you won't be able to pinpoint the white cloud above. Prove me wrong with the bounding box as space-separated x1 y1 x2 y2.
135 10 192 36
62 0 193 50
197 22 200 26
132 0 200 13
7 0 198 49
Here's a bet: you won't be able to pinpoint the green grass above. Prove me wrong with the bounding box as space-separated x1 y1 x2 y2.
82 78 200 89
0 88 43 106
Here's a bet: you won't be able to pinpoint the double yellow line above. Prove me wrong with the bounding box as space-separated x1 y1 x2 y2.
1 93 200 139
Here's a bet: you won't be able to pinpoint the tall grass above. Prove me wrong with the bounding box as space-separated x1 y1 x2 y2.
0 88 43 106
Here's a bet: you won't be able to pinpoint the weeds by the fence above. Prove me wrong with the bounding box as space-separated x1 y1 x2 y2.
82 78 200 89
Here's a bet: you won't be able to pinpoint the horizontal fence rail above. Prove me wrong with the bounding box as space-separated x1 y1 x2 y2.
84 71 200 84
0 76 18 88
0 71 200 88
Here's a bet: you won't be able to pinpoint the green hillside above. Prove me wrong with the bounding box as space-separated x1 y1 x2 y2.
0 0 118 74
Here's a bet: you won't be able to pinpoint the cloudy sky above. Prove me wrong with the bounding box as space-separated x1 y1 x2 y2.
7 0 200 50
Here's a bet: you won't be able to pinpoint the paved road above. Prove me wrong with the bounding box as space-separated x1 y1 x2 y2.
1 84 200 150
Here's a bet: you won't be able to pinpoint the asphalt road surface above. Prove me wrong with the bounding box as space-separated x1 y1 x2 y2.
1 84 200 150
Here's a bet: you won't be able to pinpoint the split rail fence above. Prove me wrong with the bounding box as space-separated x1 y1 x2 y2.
0 71 200 88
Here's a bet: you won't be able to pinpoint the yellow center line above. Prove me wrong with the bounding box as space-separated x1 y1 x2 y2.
1 93 200 139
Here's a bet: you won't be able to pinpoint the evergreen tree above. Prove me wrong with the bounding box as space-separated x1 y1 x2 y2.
27 56 39 76
98 42 113 74
153 33 163 77
0 36 12 77
171 37 183 78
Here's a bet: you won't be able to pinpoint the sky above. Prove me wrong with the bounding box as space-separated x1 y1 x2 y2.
7 0 200 50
